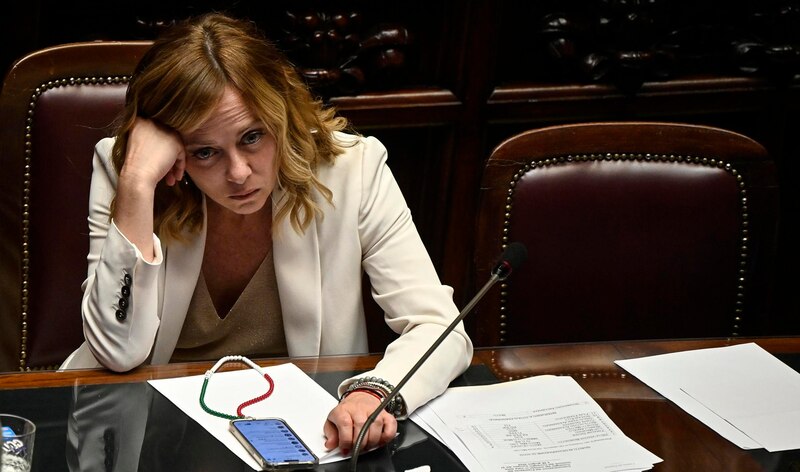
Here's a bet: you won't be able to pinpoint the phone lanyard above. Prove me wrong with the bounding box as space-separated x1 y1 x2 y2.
199 355 275 420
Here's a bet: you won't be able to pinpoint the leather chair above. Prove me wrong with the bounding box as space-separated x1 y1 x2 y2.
0 41 151 370
472 122 780 347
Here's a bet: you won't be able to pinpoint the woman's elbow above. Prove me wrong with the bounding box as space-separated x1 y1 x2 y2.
85 335 149 373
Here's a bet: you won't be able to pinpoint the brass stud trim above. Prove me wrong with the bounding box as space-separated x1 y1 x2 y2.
18 75 131 371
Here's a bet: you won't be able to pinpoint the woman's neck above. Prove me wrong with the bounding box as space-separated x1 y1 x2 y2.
202 197 273 318
205 198 273 236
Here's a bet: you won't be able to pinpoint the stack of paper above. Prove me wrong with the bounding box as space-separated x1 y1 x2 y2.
616 342 800 452
410 375 662 471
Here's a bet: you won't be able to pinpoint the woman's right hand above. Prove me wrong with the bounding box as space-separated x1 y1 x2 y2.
120 118 186 189
114 118 186 262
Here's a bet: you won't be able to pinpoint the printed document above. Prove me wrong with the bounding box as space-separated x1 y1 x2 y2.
616 342 800 452
411 375 661 472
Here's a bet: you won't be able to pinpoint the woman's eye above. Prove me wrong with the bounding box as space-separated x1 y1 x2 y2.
243 131 264 145
193 148 215 160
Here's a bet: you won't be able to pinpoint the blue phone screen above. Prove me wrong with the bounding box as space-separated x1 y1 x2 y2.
233 419 315 465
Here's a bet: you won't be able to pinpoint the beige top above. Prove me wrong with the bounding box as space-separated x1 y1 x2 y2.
170 249 287 362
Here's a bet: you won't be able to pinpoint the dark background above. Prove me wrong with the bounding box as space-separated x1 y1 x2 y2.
2 0 798 334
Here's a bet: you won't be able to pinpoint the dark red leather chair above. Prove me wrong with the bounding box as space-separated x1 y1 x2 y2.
472 122 780 347
0 41 151 370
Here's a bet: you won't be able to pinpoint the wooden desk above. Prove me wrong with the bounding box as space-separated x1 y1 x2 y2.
1 337 798 471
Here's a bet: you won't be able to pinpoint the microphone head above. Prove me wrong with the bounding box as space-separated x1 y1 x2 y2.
493 242 528 280
502 242 528 271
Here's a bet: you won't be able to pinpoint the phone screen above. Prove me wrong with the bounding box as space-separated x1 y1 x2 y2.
230 418 317 468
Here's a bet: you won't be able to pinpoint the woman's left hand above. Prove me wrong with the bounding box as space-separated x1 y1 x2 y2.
323 391 397 455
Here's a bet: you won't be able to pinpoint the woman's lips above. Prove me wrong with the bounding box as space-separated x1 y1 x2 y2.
229 188 259 200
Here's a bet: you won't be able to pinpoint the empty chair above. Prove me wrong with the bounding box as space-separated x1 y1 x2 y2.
472 122 779 347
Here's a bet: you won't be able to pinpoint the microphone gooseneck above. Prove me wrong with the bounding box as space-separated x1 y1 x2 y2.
348 242 527 470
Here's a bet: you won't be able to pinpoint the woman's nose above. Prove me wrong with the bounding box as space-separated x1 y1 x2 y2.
226 152 252 184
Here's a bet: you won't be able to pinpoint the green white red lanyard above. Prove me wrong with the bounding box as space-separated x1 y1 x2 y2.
199 355 275 420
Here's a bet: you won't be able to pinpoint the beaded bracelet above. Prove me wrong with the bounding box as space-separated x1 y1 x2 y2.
343 387 385 403
342 376 406 417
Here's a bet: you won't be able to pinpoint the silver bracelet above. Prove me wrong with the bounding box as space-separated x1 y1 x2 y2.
343 376 406 418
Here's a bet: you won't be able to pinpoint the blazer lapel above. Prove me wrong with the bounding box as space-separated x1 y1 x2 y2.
272 191 322 356
150 207 207 364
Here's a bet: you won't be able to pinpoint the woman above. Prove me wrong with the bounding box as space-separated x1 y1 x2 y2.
60 13 472 453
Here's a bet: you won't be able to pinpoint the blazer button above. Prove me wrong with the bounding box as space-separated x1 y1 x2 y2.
124 273 132 286
115 309 126 321
119 298 129 309
121 285 131 298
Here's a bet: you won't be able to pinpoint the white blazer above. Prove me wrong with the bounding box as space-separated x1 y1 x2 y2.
61 133 472 413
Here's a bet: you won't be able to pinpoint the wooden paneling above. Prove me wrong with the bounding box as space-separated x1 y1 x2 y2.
1 0 798 366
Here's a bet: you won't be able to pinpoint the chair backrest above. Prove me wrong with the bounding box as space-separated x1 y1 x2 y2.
472 122 780 347
0 41 151 370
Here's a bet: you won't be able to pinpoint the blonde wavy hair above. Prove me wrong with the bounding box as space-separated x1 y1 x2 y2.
111 13 349 240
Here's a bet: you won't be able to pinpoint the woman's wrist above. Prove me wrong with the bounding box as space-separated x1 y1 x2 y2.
341 376 406 418
341 387 384 403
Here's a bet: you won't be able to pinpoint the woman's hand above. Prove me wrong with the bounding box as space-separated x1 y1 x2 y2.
323 392 397 455
114 118 186 261
120 118 186 188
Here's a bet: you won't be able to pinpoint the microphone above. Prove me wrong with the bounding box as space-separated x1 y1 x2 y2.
349 242 527 470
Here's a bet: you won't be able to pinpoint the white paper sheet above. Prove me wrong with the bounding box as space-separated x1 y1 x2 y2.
616 342 800 452
148 362 346 469
410 375 661 472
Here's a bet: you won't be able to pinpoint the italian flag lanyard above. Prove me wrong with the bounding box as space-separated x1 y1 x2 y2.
199 355 275 420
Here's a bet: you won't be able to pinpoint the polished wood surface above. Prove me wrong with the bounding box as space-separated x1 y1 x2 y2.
3 337 790 390
1 337 798 471
0 352 384 390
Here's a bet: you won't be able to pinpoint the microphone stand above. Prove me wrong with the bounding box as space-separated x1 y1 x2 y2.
348 260 516 470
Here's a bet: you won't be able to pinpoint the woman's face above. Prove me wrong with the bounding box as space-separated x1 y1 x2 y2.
181 87 278 216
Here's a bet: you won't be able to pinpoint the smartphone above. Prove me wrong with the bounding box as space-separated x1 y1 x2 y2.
230 418 318 470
